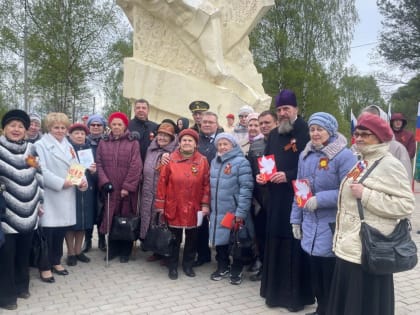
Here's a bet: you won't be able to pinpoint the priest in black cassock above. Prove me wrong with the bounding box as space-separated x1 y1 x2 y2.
258 89 314 313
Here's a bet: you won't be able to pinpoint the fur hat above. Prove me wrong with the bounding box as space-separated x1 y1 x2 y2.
214 132 238 147
356 113 393 143
275 89 297 108
2 109 30 130
87 114 107 127
157 122 175 139
308 112 338 136
108 112 129 127
179 128 199 143
68 123 89 135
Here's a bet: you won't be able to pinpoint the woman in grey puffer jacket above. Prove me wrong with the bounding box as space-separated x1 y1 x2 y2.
209 133 253 285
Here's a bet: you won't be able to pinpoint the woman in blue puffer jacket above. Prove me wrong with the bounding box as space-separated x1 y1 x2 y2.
290 112 356 315
209 133 253 285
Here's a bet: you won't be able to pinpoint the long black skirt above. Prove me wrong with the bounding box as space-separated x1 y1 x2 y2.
326 257 394 315
260 236 314 309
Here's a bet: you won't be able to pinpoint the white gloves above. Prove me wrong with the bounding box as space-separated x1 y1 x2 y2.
305 196 317 212
292 224 302 240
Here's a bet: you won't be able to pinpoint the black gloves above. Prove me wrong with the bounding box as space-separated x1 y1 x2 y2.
102 182 113 193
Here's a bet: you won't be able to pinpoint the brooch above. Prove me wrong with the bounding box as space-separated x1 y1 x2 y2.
347 160 368 180
191 165 198 175
319 157 329 170
224 163 232 175
70 148 76 159
25 155 39 168
284 138 297 152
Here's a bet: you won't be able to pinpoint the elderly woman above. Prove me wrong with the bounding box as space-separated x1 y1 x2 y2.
238 112 264 155
35 113 87 282
290 112 356 315
96 112 142 263
209 132 253 285
140 121 178 262
326 113 415 315
0 110 43 310
155 128 210 280
83 114 107 252
65 123 96 266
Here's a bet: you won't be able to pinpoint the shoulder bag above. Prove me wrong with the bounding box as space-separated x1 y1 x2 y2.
229 221 255 265
356 158 417 275
30 227 49 269
142 213 176 257
110 197 141 241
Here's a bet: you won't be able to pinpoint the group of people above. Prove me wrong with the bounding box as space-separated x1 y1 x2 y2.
0 91 416 315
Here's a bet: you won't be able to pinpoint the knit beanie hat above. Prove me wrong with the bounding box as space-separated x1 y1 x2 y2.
2 109 30 130
179 128 199 144
246 112 260 124
356 113 393 143
214 132 238 147
238 105 254 116
87 114 107 127
68 123 89 135
29 113 42 124
108 112 129 127
308 112 338 136
275 89 297 107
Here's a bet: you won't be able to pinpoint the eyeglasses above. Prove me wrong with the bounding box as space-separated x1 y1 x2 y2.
202 120 216 125
90 124 103 127
353 132 374 139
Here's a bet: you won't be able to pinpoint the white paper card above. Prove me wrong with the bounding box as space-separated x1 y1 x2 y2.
77 148 94 168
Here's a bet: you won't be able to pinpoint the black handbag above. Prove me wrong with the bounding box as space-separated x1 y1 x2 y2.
142 213 176 257
229 223 255 265
30 227 49 269
109 198 141 241
110 216 140 241
0 185 6 247
356 158 418 275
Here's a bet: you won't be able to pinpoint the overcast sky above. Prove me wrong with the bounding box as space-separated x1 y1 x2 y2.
347 0 382 74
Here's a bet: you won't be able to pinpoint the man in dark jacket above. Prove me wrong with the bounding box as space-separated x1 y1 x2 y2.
193 111 222 267
128 99 158 162
247 110 277 281
258 89 314 312
390 112 416 159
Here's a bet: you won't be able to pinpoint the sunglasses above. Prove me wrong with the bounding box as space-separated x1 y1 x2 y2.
353 132 374 139
90 124 103 127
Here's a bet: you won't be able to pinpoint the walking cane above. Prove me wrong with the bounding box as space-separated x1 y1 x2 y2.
105 192 110 267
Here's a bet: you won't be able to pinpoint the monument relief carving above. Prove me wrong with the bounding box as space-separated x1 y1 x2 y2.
118 0 274 121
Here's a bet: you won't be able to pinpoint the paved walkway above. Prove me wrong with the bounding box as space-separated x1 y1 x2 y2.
3 187 420 315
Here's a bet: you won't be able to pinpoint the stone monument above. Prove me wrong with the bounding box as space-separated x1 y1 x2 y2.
117 0 274 122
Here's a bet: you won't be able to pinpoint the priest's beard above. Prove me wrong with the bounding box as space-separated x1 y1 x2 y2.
277 119 293 134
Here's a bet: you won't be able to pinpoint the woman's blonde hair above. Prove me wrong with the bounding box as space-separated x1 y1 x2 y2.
44 112 70 131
